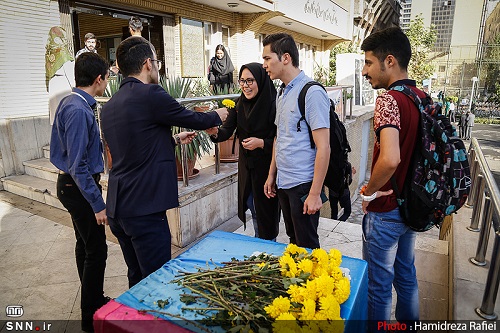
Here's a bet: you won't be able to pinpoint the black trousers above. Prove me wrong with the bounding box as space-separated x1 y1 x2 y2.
329 187 352 221
108 211 171 288
57 174 107 328
277 182 320 249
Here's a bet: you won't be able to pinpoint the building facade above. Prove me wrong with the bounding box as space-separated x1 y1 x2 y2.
0 0 355 179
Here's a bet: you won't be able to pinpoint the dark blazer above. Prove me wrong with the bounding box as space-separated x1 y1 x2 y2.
101 77 222 218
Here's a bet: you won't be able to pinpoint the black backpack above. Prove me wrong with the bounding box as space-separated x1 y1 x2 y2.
298 81 352 196
390 85 471 231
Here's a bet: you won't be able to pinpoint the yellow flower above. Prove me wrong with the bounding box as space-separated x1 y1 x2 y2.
311 248 329 265
328 248 342 267
297 258 314 274
272 313 300 333
279 253 298 277
328 266 344 282
333 277 351 304
299 298 316 321
319 294 341 319
284 243 308 256
314 274 335 298
256 262 266 268
222 99 235 109
287 284 304 303
275 312 297 320
264 296 291 319
303 280 318 301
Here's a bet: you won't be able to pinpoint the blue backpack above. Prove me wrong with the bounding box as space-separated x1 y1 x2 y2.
390 85 471 231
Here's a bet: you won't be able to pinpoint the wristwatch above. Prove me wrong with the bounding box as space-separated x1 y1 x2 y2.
360 185 377 202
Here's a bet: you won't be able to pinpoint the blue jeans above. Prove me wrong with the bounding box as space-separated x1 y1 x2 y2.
362 208 419 332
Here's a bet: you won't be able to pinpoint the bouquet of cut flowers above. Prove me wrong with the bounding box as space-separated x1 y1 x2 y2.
165 243 350 333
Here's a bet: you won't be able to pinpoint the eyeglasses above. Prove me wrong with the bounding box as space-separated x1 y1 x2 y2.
238 78 255 86
143 58 162 70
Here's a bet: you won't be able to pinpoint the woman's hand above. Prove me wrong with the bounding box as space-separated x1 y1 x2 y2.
241 137 263 150
205 127 218 136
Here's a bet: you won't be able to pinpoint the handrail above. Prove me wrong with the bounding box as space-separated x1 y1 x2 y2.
469 138 500 226
96 84 354 186
467 137 500 320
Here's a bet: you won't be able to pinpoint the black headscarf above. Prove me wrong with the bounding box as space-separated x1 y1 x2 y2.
210 45 234 76
237 62 276 119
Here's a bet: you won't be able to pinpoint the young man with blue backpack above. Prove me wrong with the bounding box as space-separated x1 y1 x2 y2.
360 27 470 332
360 27 428 331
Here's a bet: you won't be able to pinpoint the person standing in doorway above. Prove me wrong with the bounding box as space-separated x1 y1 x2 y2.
360 27 422 332
208 44 234 93
50 52 110 332
101 37 227 288
207 62 280 240
262 33 330 249
76 33 97 59
129 16 143 37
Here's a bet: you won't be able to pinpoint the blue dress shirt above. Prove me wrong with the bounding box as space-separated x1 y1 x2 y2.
274 71 330 189
50 88 105 213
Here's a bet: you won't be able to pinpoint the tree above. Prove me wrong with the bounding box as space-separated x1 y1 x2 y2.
406 15 438 88
324 41 358 86
483 33 500 95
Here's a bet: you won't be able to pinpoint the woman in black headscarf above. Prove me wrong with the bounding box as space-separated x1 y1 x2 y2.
208 62 280 240
207 44 234 93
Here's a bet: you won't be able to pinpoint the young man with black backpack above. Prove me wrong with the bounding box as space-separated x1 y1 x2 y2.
360 27 422 331
262 33 330 249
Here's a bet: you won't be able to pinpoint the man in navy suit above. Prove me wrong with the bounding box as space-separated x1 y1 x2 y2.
101 37 228 287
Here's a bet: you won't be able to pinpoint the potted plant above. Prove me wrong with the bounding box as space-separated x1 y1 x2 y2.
159 75 213 179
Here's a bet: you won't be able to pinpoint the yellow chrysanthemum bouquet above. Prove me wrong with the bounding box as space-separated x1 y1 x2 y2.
171 244 350 332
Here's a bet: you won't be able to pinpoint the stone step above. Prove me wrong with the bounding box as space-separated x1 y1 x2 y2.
23 157 59 182
43 145 50 159
0 174 65 211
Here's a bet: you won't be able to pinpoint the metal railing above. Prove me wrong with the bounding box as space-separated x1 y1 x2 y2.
96 85 353 187
466 138 500 320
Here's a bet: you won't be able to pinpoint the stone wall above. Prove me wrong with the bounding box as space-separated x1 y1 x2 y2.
0 116 50 177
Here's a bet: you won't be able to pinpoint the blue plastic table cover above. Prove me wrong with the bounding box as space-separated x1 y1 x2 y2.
115 230 367 332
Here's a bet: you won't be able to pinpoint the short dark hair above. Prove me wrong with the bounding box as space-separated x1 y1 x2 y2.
116 36 155 77
129 16 143 32
360 27 411 70
75 52 108 87
262 33 299 67
84 32 96 41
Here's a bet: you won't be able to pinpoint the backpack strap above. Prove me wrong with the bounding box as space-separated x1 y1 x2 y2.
388 85 421 203
298 81 325 149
